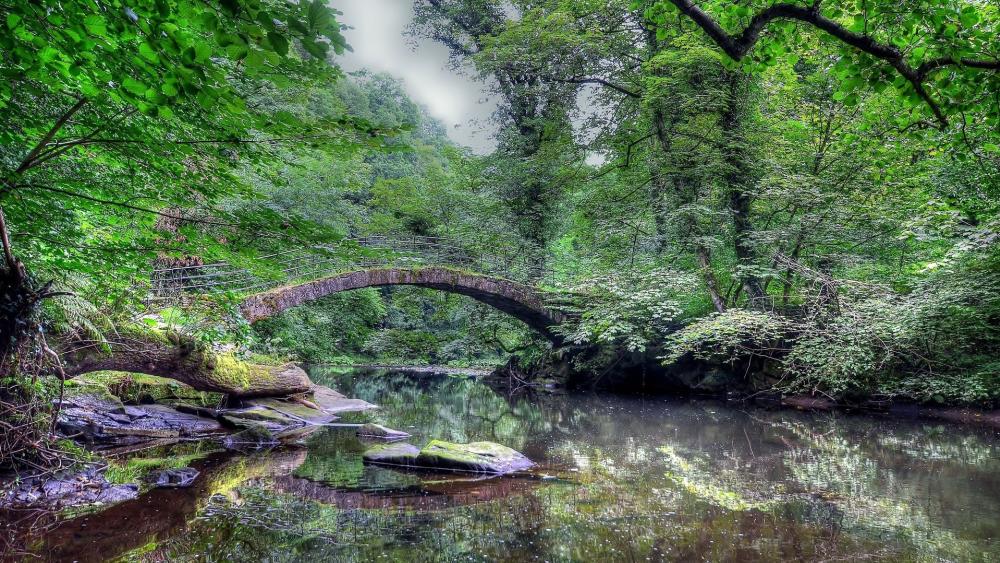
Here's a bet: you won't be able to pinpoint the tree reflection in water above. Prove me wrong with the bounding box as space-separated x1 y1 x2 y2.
8 367 1000 562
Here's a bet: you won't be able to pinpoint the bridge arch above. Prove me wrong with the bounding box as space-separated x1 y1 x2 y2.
239 267 564 342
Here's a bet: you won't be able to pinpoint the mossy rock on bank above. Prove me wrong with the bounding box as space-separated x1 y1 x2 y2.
362 443 421 465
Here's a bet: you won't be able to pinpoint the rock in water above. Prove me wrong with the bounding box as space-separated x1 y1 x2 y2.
152 467 200 488
362 443 421 465
416 440 534 474
357 423 411 441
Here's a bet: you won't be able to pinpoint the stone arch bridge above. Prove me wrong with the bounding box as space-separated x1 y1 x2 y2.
149 236 565 341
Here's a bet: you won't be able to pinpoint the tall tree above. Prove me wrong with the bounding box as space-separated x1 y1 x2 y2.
411 0 580 252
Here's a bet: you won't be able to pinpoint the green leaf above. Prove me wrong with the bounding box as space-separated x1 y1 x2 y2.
83 15 106 36
244 50 265 70
193 43 212 63
122 76 147 96
139 42 159 63
6 13 21 29
267 31 289 56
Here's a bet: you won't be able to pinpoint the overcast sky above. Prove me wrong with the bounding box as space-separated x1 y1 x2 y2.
330 0 499 153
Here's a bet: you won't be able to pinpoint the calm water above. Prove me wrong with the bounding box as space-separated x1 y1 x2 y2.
6 367 1000 562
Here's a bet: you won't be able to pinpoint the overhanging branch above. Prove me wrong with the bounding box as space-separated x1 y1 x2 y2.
666 0 1000 127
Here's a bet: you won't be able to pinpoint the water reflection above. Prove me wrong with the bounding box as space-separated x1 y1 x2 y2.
7 367 1000 562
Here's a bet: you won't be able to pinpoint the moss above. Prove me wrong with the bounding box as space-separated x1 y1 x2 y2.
74 371 223 407
245 352 288 367
63 377 125 412
205 353 253 392
105 444 220 485
116 323 174 346
419 440 492 465
222 408 294 425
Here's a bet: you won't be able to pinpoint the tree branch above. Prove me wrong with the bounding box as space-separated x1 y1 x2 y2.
666 0 1000 127
19 184 238 228
15 98 88 175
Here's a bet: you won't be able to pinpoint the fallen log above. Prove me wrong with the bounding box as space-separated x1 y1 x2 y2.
60 327 310 397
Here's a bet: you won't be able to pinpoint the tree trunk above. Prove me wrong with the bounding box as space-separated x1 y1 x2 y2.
721 72 768 308
61 329 311 397
697 245 727 313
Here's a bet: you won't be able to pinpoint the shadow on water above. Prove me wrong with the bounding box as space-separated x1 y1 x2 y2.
5 366 1000 561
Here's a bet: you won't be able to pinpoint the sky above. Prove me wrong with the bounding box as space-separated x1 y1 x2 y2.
330 0 500 154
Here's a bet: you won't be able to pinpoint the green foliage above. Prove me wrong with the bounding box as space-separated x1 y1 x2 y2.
253 289 387 363
643 0 1000 127
661 310 794 365
785 243 1000 403
0 0 347 112
557 268 698 352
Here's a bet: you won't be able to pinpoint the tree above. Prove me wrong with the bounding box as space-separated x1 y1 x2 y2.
0 0 348 370
411 0 581 252
645 0 1000 127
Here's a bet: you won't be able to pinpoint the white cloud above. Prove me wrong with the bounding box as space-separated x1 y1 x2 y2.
330 0 499 153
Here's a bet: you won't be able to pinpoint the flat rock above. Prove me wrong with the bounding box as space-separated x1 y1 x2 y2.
309 385 377 414
416 440 534 475
363 443 421 465
357 423 411 441
241 399 337 425
57 401 224 443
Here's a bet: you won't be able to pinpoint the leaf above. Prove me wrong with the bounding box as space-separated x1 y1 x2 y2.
267 31 289 56
6 13 21 29
307 0 332 31
244 50 265 70
83 15 106 36
193 42 212 63
122 76 147 96
38 46 60 64
139 42 159 63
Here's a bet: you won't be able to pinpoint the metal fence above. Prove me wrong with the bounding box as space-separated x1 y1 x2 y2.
148 235 552 304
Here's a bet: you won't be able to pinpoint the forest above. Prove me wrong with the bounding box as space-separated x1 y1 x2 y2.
0 1 999 554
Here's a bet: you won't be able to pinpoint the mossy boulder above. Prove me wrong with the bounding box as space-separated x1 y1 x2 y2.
414 441 534 474
63 378 126 415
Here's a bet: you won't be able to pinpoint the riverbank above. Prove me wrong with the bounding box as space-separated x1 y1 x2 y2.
0 371 377 511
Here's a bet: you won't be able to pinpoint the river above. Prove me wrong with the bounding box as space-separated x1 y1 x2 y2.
6 366 1000 561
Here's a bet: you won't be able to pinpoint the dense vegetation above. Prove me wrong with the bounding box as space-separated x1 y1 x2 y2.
1 0 998 469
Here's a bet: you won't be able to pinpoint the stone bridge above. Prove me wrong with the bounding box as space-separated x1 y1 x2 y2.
240 267 564 342
149 236 564 341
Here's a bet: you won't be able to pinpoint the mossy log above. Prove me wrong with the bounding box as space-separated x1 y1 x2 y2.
61 328 310 397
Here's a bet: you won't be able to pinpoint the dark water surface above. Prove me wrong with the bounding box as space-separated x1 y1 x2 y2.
7 367 1000 561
